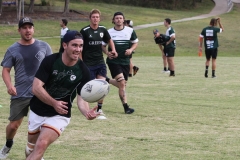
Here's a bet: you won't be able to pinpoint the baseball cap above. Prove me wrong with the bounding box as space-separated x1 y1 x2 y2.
18 17 34 28
63 30 83 43
153 29 159 35
113 12 125 19
129 20 133 27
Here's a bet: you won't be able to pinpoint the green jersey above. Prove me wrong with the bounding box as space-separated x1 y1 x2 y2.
200 26 222 50
165 26 176 49
106 26 138 65
80 25 111 66
30 53 91 118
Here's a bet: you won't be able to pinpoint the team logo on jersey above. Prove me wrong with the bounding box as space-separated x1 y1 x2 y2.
35 51 45 62
100 32 104 38
53 70 58 75
70 75 76 81
89 34 92 38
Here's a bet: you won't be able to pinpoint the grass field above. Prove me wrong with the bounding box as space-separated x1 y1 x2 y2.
0 0 240 159
0 56 240 160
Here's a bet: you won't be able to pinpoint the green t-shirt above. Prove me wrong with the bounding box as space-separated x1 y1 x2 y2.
80 25 111 66
30 53 91 118
165 26 176 49
106 26 138 65
200 26 221 50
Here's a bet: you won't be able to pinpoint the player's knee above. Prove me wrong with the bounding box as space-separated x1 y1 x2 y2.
116 76 124 82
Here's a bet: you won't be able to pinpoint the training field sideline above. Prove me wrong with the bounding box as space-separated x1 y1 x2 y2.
0 56 239 159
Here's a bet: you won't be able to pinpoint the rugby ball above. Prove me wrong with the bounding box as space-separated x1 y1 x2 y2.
80 79 110 103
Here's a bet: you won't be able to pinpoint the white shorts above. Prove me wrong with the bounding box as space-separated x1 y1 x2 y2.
28 110 71 136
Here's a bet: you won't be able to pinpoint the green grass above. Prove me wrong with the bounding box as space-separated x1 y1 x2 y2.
1 56 240 159
1 1 240 159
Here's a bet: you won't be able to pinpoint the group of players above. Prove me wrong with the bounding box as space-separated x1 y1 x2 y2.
0 8 224 160
0 9 140 160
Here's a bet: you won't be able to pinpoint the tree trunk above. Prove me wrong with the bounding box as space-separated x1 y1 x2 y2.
0 0 2 16
192 0 196 7
63 0 69 15
17 0 21 20
28 0 35 13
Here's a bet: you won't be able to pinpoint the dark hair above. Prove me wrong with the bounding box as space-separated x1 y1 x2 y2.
210 18 217 26
62 19 68 26
165 18 171 25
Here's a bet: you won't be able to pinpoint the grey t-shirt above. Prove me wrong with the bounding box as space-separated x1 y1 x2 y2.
1 39 52 99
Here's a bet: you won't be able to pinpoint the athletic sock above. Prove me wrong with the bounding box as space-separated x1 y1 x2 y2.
212 70 215 76
170 70 175 75
6 139 13 148
164 67 167 71
129 74 132 77
123 103 129 111
97 103 102 112
206 66 209 70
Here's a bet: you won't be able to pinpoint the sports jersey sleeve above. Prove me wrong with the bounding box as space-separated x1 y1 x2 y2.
77 61 91 96
1 49 14 68
200 29 205 37
130 30 138 43
35 54 57 83
102 28 111 43
169 28 175 37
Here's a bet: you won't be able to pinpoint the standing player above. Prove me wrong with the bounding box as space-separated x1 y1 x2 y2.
164 18 176 77
0 17 52 159
80 9 117 119
199 17 224 78
59 19 69 53
123 20 139 77
25 31 99 160
103 12 138 114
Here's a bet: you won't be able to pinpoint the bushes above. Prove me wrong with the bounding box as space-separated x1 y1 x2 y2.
85 0 200 10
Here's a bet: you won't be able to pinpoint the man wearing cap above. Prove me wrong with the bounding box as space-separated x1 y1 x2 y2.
25 30 99 160
153 29 172 74
103 12 138 114
0 17 52 159
80 9 117 120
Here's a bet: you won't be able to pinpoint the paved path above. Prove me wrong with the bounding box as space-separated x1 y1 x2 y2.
134 0 240 30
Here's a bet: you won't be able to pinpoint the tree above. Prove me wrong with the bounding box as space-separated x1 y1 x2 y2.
0 0 2 16
28 0 35 13
63 0 69 15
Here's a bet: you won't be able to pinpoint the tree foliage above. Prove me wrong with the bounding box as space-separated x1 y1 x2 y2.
85 0 199 10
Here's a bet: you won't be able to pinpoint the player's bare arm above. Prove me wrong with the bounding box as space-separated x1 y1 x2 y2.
108 39 118 58
2 67 17 96
217 17 224 31
77 95 99 120
166 35 175 45
32 77 68 114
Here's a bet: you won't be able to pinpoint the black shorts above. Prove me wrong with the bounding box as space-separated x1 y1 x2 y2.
107 63 130 81
205 48 218 59
87 64 107 80
164 48 175 57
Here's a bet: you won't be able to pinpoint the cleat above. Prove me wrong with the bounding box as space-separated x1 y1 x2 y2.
162 70 170 73
125 108 134 114
133 66 139 76
205 71 208 78
96 109 107 120
212 75 217 78
169 74 175 77
0 145 11 159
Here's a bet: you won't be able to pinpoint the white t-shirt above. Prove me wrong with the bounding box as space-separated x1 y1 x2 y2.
60 27 69 38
